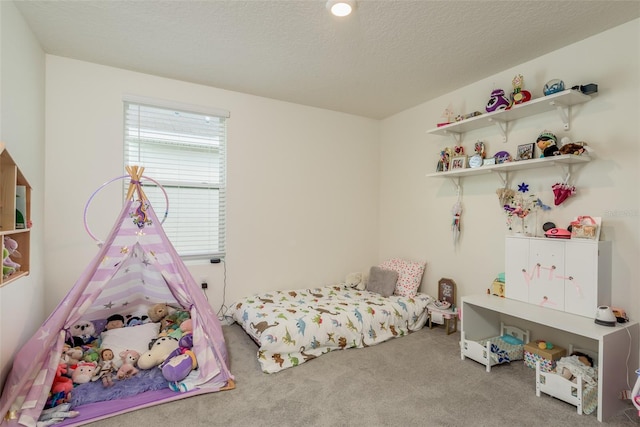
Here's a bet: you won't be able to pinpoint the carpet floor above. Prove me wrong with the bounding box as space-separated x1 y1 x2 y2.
86 323 639 426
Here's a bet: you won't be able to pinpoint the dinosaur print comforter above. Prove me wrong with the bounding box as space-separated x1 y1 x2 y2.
229 285 433 373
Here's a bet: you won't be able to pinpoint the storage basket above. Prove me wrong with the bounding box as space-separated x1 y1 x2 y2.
524 342 566 372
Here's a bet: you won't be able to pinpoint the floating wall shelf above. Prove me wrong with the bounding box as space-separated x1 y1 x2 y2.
426 89 592 143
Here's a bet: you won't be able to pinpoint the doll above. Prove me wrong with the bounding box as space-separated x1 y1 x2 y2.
92 348 117 387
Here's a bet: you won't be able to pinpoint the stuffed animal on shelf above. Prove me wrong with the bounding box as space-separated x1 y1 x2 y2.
536 130 560 157
116 349 140 380
2 236 21 277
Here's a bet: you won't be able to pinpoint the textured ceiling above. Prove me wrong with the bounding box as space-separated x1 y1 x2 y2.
13 0 640 119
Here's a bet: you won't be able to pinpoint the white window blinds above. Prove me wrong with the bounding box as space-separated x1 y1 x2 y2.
123 99 228 260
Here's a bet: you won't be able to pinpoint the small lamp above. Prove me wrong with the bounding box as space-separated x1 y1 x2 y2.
326 0 356 17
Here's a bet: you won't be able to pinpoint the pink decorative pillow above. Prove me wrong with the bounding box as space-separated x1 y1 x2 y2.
379 258 426 297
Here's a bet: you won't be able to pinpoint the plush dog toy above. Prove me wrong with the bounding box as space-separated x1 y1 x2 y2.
67 320 97 347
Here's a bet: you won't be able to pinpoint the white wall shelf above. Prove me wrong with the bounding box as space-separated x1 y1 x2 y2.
427 89 592 143
426 154 589 188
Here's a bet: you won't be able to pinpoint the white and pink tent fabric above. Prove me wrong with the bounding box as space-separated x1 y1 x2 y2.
0 168 234 426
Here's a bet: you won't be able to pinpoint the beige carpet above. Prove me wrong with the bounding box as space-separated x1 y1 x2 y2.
86 323 638 426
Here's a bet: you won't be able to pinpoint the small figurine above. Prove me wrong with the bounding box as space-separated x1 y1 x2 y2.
92 348 117 387
536 130 560 157
510 74 532 105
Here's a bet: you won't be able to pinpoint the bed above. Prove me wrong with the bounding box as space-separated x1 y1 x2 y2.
460 322 529 372
229 284 433 373
536 346 599 415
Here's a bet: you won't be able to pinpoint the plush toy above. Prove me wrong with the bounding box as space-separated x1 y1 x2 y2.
2 236 21 277
67 320 97 347
558 137 588 156
125 314 150 327
116 349 140 379
160 333 197 382
82 347 99 363
105 314 125 330
51 364 73 394
71 362 97 384
536 130 560 157
160 310 190 334
137 336 179 370
60 345 83 366
147 303 174 323
345 272 367 291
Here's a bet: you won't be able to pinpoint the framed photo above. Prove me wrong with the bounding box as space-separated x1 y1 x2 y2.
449 155 467 170
438 278 457 307
516 143 534 161
483 157 496 166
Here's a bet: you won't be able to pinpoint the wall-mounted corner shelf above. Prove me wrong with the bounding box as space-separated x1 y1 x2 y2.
426 89 591 143
426 154 590 189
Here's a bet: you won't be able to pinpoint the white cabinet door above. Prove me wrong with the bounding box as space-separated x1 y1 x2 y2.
528 239 565 311
505 236 529 302
564 240 600 317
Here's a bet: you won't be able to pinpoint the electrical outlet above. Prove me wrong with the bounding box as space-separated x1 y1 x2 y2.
201 282 208 289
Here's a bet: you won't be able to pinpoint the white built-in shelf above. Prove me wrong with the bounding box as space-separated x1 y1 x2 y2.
427 89 591 143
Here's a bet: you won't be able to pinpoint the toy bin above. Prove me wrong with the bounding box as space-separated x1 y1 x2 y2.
524 342 566 372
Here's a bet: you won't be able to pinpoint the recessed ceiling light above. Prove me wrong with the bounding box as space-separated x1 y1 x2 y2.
327 0 356 17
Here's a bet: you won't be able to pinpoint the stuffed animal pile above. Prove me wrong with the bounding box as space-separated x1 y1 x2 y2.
47 303 198 412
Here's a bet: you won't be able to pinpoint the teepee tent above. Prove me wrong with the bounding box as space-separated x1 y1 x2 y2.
1 167 234 427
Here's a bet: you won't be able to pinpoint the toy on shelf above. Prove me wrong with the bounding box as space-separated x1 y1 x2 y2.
2 236 21 277
536 130 560 157
486 89 511 112
510 74 532 106
544 79 565 96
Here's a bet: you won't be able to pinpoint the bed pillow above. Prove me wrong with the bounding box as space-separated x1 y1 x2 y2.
367 266 399 297
379 258 426 297
99 322 160 357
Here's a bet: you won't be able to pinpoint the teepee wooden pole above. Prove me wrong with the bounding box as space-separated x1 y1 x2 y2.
125 165 147 201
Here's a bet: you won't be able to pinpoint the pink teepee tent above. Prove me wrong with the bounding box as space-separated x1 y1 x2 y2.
0 167 234 427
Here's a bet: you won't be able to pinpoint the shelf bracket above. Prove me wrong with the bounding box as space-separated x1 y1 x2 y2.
495 171 510 188
550 101 571 130
447 176 461 192
488 118 507 142
443 130 462 144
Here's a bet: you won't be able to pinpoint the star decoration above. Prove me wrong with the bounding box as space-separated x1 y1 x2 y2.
120 246 129 254
518 182 529 193
103 302 114 309
37 329 50 341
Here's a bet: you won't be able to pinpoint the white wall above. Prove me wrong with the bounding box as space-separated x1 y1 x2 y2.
380 20 640 324
0 2 46 386
43 57 381 316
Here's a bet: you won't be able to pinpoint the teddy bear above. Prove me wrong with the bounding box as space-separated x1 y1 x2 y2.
137 336 179 370
147 303 175 323
116 349 140 379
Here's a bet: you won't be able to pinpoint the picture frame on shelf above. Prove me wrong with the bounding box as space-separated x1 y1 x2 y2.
483 157 496 166
516 143 534 161
449 155 467 170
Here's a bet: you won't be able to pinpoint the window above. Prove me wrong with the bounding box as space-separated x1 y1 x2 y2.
123 97 228 260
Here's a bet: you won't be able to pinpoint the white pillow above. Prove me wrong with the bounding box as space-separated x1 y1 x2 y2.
99 322 160 359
